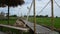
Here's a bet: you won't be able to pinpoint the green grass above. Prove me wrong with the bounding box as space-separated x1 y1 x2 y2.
0 17 17 25
0 19 16 25
28 17 60 29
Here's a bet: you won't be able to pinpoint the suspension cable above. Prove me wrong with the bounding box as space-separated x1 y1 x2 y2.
26 0 33 21
37 0 51 15
54 0 60 8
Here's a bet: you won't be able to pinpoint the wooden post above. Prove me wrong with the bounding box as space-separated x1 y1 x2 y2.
8 0 9 25
51 0 54 31
21 31 23 34
33 0 36 34
8 5 9 25
7 1 10 34
0 26 3 31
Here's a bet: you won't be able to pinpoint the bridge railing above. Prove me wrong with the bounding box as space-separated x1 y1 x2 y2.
0 24 29 34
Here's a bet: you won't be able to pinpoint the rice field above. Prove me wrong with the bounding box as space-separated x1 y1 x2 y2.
28 17 60 29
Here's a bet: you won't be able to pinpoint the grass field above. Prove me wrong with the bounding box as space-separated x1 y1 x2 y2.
0 17 17 25
28 17 60 29
0 19 16 25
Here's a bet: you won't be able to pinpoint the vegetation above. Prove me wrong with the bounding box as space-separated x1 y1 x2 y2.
28 17 60 29
0 17 17 25
9 15 17 17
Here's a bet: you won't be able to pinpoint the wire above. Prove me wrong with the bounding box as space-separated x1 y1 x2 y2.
54 0 60 8
37 0 51 15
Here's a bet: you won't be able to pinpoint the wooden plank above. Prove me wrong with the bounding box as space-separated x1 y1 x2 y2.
21 19 59 34
0 31 6 34
0 24 29 32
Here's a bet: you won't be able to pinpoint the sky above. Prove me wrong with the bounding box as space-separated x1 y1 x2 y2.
0 0 60 17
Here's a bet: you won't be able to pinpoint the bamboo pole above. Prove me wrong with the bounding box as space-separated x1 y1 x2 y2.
33 0 36 34
51 0 54 31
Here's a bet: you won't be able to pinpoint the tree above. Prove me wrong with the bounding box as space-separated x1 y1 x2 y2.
0 0 25 24
45 15 48 17
9 15 17 17
56 16 58 18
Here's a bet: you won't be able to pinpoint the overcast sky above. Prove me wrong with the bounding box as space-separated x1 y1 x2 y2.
0 0 60 17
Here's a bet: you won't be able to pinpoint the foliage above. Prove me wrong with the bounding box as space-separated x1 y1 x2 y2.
0 17 17 25
0 0 25 7
10 15 17 17
24 15 48 18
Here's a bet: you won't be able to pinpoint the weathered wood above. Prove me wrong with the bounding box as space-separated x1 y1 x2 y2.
14 20 26 27
21 19 59 34
0 31 6 34
0 24 29 32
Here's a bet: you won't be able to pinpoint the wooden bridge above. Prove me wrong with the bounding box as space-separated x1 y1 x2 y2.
21 19 59 34
0 19 59 34
0 31 6 34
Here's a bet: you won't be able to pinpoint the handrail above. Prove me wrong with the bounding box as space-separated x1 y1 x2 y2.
0 24 29 32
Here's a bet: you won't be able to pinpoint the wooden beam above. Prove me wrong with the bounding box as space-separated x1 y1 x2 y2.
0 24 29 32
8 5 9 25
8 0 9 25
51 0 54 31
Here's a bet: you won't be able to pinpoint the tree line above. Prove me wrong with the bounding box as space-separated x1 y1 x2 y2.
24 15 59 18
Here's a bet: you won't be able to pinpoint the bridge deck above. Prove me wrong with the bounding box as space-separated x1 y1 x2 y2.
0 31 6 34
22 19 59 34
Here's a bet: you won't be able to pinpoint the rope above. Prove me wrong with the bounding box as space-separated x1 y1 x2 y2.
37 0 51 15
26 0 33 21
54 0 60 8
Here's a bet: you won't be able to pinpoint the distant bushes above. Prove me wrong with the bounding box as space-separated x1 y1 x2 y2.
24 15 48 18
6 15 17 17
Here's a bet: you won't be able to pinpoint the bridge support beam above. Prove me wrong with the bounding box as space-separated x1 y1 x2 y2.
51 0 54 31
33 0 36 34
